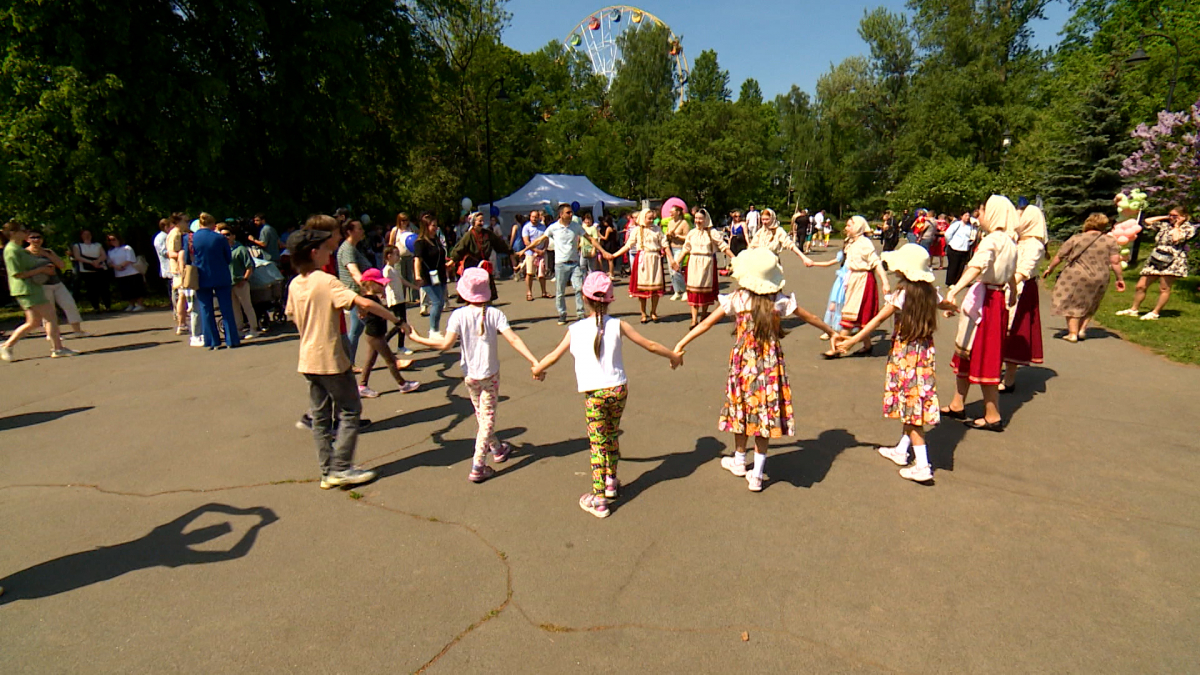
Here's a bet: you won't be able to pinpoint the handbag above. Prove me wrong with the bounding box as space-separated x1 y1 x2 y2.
182 234 200 290
133 255 149 276
1146 248 1173 271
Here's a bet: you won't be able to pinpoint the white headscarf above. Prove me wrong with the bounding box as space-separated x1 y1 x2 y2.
1014 204 1047 243
980 195 1018 236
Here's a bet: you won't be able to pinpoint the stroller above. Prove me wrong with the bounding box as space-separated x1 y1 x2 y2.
249 257 286 330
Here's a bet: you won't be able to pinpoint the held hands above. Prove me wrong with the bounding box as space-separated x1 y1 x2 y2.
668 350 684 369
530 364 546 381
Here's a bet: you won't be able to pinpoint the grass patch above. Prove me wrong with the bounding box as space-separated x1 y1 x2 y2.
1045 242 1200 365
347 491 363 500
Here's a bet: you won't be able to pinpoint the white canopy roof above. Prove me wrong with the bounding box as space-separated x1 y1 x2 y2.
480 174 636 221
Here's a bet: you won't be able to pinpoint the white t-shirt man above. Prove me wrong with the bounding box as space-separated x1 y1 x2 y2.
745 208 761 240
153 230 171 280
812 211 826 233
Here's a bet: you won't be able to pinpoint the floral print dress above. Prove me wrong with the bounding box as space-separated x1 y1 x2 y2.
717 290 796 438
882 290 941 427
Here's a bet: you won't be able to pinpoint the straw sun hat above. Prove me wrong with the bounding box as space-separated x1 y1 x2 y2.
880 243 935 283
730 248 786 294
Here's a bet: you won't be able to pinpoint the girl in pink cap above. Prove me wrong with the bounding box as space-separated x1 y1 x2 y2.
407 267 540 483
532 272 682 518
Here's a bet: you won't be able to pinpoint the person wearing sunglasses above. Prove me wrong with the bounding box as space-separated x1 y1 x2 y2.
2 221 79 361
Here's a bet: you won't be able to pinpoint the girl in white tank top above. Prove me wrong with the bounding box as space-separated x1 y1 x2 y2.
532 272 682 519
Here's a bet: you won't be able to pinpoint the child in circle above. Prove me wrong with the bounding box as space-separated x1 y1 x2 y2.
674 248 838 492
381 245 421 356
407 267 540 483
355 267 420 398
532 272 682 518
837 244 958 482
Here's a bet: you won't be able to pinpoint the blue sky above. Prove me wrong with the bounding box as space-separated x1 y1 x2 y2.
501 0 1074 99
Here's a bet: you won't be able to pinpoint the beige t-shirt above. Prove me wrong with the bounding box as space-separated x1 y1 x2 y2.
967 231 1018 285
286 270 360 375
166 228 185 275
1013 238 1045 280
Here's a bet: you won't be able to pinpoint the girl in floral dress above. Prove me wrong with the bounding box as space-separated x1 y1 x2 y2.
837 244 958 482
674 248 838 492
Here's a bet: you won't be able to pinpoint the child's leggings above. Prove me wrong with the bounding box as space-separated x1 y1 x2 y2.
584 385 627 495
465 374 500 466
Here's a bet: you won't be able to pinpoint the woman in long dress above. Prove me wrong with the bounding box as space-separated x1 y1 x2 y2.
1042 213 1125 342
942 195 1018 431
1001 204 1047 392
671 209 731 328
825 215 890 358
608 209 668 323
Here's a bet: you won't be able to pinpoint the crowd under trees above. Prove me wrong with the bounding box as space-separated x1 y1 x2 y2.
1 0 1196 245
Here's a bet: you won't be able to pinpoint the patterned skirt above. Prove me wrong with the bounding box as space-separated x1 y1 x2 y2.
883 337 940 427
1004 281 1043 365
718 315 795 438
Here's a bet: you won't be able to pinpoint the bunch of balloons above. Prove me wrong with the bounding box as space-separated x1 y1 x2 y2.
1111 190 1149 269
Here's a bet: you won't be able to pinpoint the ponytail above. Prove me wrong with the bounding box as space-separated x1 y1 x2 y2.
585 297 610 359
478 305 487 337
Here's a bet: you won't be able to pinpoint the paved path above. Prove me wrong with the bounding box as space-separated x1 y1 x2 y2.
2 249 1198 673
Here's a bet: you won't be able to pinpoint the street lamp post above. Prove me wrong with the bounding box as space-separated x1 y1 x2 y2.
1123 33 1180 264
483 77 509 217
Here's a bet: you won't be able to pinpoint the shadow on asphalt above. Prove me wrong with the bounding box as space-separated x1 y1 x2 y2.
769 428 862 489
85 341 170 355
616 436 726 509
925 366 1057 472
0 406 94 432
93 327 171 338
0 504 278 605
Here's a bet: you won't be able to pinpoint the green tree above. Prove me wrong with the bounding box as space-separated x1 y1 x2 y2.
737 78 763 106
687 49 731 103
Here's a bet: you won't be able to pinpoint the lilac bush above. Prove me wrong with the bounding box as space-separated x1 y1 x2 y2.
1120 100 1200 211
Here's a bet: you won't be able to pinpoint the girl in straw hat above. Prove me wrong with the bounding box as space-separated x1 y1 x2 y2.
837 244 958 482
408 267 540 483
942 195 1019 432
606 209 668 323
670 209 732 328
1000 203 1047 393
532 272 682 518
674 248 838 492
826 215 891 358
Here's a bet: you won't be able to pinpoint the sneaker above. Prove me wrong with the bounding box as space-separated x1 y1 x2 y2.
604 477 620 499
670 293 681 301
720 456 747 477
358 385 380 399
878 445 909 466
242 333 254 341
899 463 933 482
189 337 205 347
0 345 12 362
557 318 568 325
1139 312 1159 321
401 348 414 356
429 330 443 340
295 416 312 431
130 304 145 313
123 305 135 313
579 493 610 518
468 464 496 483
51 348 80 358
491 441 513 463
419 307 430 316
1115 308 1139 316
320 467 377 489
397 380 420 394
176 326 186 335
746 472 764 492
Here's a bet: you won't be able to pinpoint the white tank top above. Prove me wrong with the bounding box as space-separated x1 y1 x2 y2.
568 315 626 393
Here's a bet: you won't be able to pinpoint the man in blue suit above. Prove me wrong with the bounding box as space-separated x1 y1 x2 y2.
191 214 239 349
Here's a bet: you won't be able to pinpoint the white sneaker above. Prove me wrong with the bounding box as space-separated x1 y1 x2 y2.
320 467 377 489
746 472 764 492
189 337 205 347
51 348 80 358
242 333 254 341
899 463 933 482
670 293 681 301
878 445 909 466
1115 308 1139 316
429 330 442 340
720 456 747 477
0 345 12 362
130 305 145 313
1139 312 1159 321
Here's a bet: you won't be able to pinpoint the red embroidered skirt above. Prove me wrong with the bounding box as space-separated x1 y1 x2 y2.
1004 282 1043 365
840 272 879 330
685 255 719 307
951 286 1008 385
628 251 665 299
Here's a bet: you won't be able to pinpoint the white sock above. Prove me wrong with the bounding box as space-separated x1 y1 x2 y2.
893 435 912 454
734 451 746 466
913 444 929 467
752 451 767 478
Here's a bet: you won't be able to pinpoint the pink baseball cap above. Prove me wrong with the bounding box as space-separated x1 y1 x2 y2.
359 268 385 287
582 271 614 303
457 267 492 303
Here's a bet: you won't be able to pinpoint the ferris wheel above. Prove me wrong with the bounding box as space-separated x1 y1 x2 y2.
565 6 690 102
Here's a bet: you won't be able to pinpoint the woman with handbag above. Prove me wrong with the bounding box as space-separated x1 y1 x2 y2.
106 232 146 312
2 221 78 361
1115 207 1195 321
1043 213 1125 342
25 230 87 336
69 228 112 312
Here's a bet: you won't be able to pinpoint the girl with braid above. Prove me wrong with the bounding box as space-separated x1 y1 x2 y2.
533 272 682 518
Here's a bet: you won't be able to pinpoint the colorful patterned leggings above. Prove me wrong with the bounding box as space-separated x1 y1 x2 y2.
465 374 500 466
584 385 627 495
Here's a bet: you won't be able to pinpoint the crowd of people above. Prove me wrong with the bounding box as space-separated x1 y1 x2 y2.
3 194 1193 520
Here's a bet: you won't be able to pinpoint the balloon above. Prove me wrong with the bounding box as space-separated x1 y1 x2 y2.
489 205 499 217
1116 235 1129 244
684 213 693 224
401 231 417 253
653 218 660 227
1120 261 1129 269
360 214 371 226
1120 248 1130 256
659 197 688 220
461 197 473 211
571 200 581 212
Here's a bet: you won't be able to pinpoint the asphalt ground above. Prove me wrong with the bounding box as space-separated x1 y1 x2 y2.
2 244 1197 673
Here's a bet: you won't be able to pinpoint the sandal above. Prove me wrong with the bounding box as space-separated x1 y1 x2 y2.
650 315 659 323
998 383 1017 394
640 316 649 324
964 418 1004 432
541 293 552 299
1139 312 1159 321
1061 334 1078 343
939 406 966 420
526 293 533 301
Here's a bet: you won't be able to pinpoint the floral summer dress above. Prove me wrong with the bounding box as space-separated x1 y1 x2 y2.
717 290 796 438
882 290 941 427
